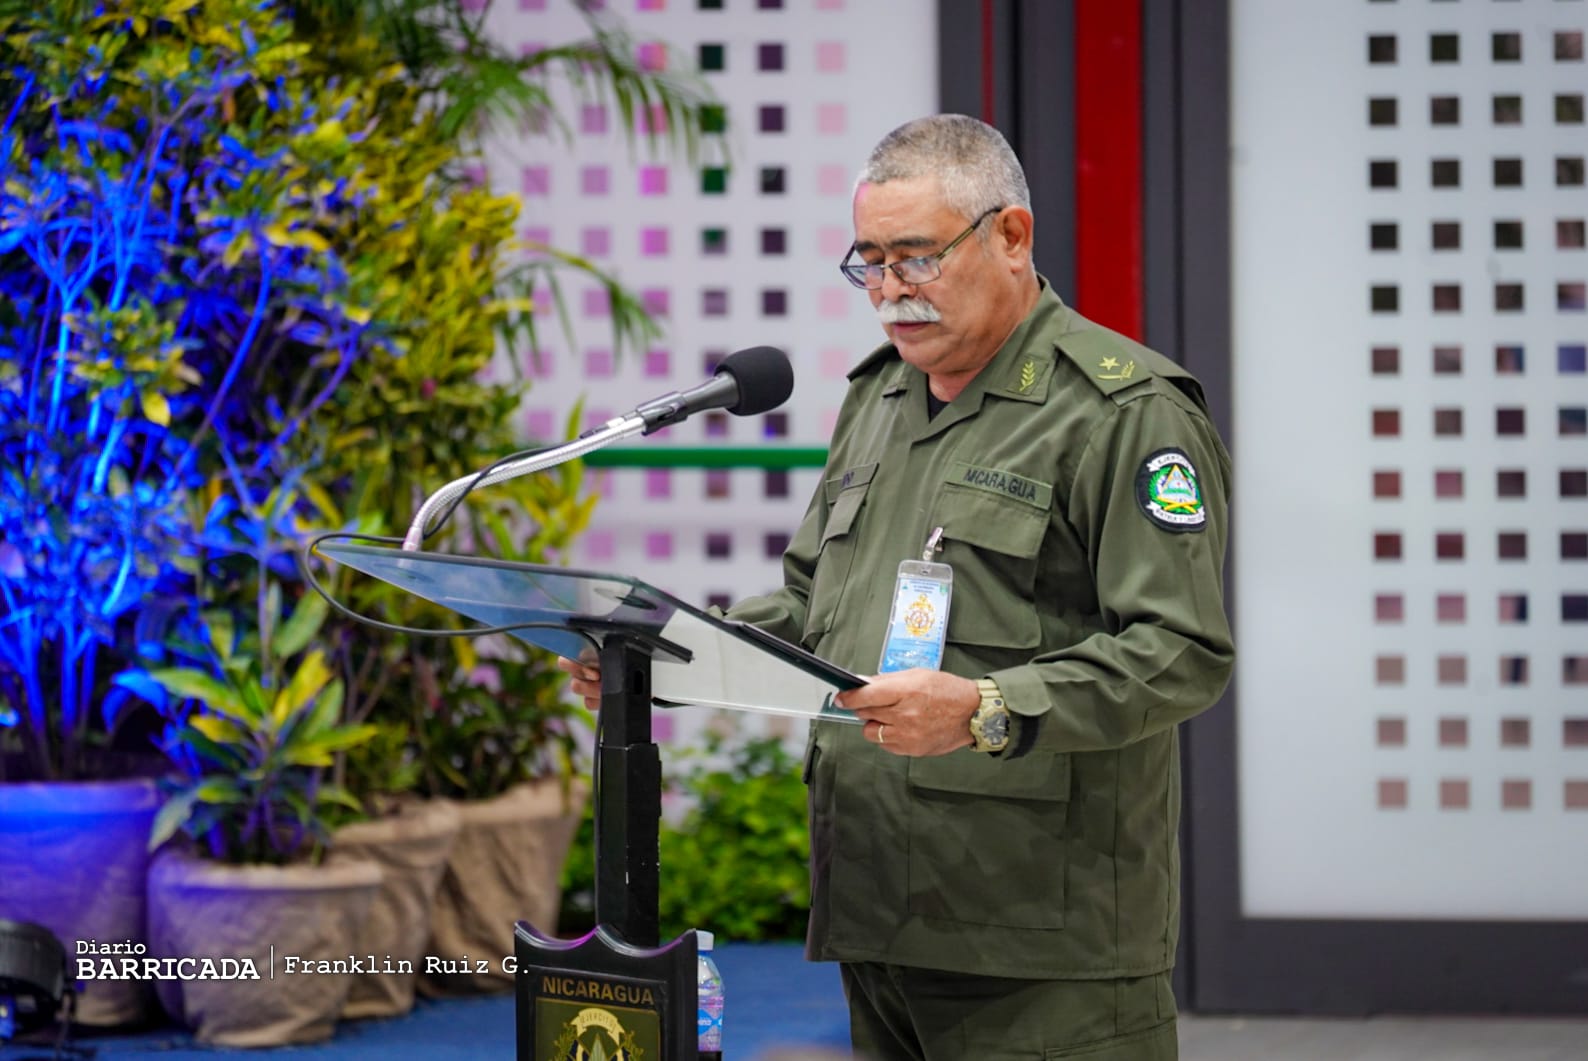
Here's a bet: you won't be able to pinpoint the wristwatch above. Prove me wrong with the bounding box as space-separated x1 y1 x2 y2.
968 678 1011 753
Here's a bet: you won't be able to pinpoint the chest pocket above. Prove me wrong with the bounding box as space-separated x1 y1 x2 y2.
935 474 1049 650
803 462 878 646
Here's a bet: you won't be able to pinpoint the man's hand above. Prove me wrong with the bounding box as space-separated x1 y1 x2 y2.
555 656 602 713
833 669 979 757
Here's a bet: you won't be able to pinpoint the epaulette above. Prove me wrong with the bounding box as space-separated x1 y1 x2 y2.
1054 319 1208 410
1053 326 1159 398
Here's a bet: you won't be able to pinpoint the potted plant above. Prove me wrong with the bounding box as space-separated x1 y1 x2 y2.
3 0 718 1029
0 0 367 1025
274 0 719 1003
316 410 602 1003
133 585 384 1047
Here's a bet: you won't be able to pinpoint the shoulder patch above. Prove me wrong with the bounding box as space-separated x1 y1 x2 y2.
1136 448 1206 533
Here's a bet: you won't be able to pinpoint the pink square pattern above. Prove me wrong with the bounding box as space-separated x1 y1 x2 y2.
816 103 846 135
820 287 850 318
525 408 556 441
645 470 671 499
522 350 552 379
821 346 851 378
522 166 550 196
640 166 668 195
637 42 667 71
583 288 610 317
581 103 608 135
581 166 610 195
646 530 673 558
652 714 674 744
583 530 616 563
820 226 852 257
584 348 614 377
816 41 846 72
640 227 669 256
817 164 848 196
644 348 670 377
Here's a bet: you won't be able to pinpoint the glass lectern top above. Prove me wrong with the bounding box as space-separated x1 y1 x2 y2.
316 542 863 725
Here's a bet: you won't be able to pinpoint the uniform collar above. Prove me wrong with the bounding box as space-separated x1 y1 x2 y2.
875 276 1066 441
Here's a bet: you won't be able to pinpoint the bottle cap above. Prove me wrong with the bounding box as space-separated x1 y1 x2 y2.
697 930 714 952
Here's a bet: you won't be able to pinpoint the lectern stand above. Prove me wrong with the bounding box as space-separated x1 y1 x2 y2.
316 543 861 1060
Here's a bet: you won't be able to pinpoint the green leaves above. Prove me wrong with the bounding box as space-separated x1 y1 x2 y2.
561 732 811 942
140 592 376 864
653 735 812 942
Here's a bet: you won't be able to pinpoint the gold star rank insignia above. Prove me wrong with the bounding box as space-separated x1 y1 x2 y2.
1097 357 1136 380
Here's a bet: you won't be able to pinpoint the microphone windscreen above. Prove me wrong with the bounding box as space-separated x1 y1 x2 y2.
719 346 794 416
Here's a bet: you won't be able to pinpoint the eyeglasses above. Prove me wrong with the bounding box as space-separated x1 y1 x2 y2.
838 206 1004 290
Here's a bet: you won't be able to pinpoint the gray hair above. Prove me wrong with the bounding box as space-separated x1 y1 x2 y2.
856 114 1031 224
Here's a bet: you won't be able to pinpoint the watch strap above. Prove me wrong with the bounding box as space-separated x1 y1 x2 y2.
970 678 1010 752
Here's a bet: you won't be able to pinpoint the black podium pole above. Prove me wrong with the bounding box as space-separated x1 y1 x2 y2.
593 635 662 946
514 633 699 1060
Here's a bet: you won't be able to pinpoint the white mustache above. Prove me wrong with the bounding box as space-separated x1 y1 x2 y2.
878 298 942 325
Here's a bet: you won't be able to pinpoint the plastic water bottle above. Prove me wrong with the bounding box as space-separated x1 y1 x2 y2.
696 930 724 1060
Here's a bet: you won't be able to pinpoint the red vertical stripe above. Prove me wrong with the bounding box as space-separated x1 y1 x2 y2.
1074 0 1143 339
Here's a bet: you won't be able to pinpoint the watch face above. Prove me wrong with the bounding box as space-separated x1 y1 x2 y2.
984 711 1009 745
974 706 1009 750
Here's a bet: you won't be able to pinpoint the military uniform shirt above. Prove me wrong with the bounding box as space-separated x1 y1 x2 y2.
728 279 1235 980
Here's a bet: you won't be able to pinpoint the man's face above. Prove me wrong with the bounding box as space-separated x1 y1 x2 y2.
850 177 1019 387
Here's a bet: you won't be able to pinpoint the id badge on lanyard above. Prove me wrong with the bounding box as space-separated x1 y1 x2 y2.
878 527 952 673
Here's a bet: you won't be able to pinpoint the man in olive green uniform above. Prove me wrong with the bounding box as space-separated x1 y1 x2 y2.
563 115 1233 1060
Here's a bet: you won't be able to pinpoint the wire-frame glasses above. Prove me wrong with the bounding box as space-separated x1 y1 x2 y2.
838 206 1004 290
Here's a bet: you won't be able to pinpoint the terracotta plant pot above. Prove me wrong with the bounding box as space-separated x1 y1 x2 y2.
146 848 382 1046
329 798 462 1019
419 777 589 997
0 779 159 1027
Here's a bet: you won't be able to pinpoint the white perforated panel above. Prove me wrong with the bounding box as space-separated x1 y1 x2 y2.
1233 0 1587 919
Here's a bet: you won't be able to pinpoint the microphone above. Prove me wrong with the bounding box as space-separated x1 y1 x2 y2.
626 345 793 434
400 347 793 550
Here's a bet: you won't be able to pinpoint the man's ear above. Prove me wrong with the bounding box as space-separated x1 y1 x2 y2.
995 206 1035 269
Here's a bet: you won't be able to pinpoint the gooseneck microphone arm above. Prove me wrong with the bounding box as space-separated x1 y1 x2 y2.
399 345 793 552
400 413 646 551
